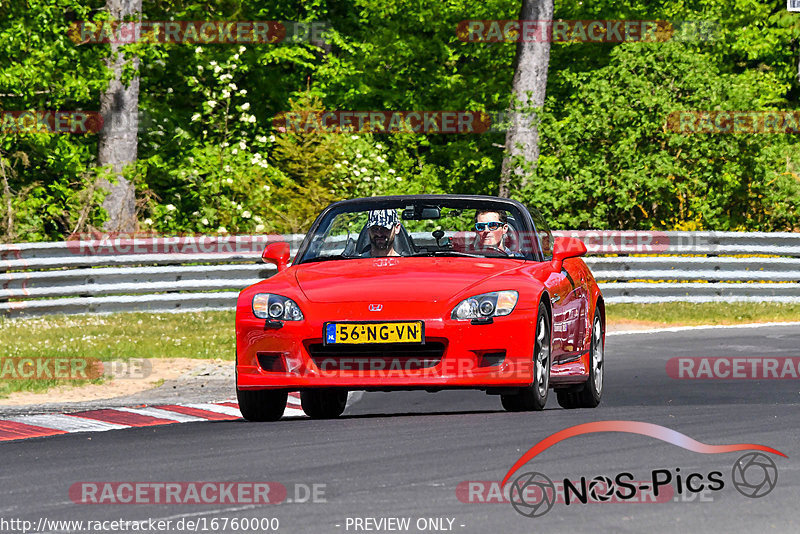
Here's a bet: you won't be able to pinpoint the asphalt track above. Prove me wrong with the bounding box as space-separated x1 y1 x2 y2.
1 324 798 534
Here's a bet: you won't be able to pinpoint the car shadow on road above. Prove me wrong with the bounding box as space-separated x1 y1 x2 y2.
225 408 571 424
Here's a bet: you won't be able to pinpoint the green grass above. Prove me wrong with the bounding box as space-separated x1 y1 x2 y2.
0 311 235 397
607 302 800 326
2 303 799 397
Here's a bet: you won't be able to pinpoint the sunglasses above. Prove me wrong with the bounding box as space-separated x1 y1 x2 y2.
475 221 504 232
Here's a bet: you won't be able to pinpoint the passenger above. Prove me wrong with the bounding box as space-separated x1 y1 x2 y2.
474 209 520 256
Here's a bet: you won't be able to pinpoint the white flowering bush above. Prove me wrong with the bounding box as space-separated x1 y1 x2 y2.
139 70 422 234
141 46 280 234
328 135 405 198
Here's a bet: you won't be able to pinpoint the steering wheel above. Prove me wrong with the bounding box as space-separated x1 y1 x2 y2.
480 245 510 257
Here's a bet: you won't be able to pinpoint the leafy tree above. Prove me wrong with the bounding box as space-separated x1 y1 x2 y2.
97 0 142 232
0 0 110 241
499 0 554 198
519 42 800 230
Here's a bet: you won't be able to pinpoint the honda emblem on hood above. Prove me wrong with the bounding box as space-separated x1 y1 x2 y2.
369 304 383 312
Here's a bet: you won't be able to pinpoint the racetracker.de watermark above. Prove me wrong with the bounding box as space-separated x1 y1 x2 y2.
63 231 719 257
0 110 154 136
0 111 103 135
457 20 716 42
273 110 495 134
553 230 670 253
68 21 329 45
69 482 326 505
456 479 675 504
65 233 302 256
667 357 800 379
667 111 800 134
0 357 152 380
272 109 552 134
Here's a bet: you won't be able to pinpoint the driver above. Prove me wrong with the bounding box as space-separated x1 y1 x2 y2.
365 209 402 257
474 209 520 256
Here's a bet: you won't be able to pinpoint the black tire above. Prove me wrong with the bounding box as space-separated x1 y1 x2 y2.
237 388 288 422
501 301 551 412
556 389 580 409
500 391 524 412
574 308 603 408
301 389 348 419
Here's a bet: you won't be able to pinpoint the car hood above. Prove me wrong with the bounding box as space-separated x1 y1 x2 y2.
294 257 525 303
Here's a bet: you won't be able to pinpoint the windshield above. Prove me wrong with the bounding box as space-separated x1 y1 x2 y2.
296 198 541 263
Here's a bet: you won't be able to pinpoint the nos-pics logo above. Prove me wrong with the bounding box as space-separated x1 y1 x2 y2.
502 421 784 518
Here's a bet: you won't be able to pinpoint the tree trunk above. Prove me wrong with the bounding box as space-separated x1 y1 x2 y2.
498 0 554 198
0 157 13 242
97 0 142 232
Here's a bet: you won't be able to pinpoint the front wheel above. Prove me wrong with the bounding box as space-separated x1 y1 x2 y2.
237 388 288 421
301 389 348 419
501 301 551 412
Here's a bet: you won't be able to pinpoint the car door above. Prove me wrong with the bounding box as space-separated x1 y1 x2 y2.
558 258 589 360
545 269 576 361
526 205 587 362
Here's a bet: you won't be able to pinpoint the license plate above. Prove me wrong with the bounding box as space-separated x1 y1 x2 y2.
324 321 424 345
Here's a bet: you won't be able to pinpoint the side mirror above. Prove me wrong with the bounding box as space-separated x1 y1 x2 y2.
262 242 290 272
552 237 587 270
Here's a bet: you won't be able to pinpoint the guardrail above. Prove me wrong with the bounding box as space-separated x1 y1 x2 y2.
1 231 799 317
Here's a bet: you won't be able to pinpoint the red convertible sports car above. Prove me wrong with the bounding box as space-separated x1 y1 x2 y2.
236 195 604 420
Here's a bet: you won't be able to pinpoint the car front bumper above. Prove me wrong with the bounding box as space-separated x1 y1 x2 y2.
236 306 539 390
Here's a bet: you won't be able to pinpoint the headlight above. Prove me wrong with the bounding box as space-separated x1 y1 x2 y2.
451 290 518 320
252 293 304 321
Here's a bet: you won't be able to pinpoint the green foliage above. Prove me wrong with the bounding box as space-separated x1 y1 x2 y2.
0 0 111 241
264 93 410 232
516 42 800 230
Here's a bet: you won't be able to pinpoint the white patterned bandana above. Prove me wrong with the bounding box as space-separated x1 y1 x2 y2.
367 209 399 229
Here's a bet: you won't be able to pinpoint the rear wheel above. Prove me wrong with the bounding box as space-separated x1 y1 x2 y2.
501 301 551 412
576 309 604 407
556 389 579 409
237 388 288 421
301 389 348 419
557 308 603 409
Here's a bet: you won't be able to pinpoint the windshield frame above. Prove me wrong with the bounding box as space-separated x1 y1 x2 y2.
293 194 544 265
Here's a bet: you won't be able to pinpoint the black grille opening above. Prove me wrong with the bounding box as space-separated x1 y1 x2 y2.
257 352 286 372
479 351 506 367
308 342 446 371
